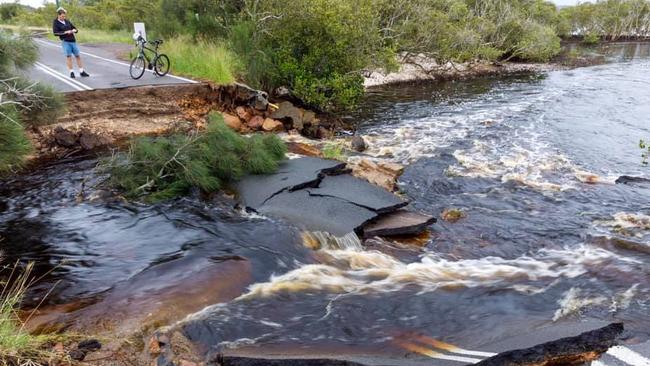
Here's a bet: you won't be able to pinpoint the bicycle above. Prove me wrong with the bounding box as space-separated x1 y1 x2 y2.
129 35 170 80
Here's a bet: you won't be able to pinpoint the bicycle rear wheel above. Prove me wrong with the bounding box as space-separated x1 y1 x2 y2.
153 54 170 77
129 55 146 79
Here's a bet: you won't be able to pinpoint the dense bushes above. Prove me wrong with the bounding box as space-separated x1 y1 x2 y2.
0 31 63 174
4 0 644 111
561 0 650 40
106 113 286 201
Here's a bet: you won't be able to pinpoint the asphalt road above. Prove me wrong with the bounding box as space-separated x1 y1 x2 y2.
27 38 196 92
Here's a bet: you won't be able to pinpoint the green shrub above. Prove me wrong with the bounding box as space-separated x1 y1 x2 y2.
583 32 601 45
106 113 287 202
513 22 561 62
321 142 346 161
0 112 32 175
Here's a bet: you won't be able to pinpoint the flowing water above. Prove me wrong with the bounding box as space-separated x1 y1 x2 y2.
2 43 650 363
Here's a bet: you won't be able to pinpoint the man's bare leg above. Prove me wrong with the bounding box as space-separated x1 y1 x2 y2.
66 56 73 73
75 55 88 76
74 55 83 70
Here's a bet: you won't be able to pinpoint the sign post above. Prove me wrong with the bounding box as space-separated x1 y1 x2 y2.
133 22 146 41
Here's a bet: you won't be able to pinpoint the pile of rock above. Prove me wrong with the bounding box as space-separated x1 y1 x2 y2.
221 101 328 138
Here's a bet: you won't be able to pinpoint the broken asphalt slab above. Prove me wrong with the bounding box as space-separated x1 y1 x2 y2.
236 157 346 210
362 210 436 238
237 157 435 238
475 322 624 366
259 190 377 237
307 174 408 214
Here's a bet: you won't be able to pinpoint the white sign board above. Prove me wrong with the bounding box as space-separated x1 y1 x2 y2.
134 22 147 41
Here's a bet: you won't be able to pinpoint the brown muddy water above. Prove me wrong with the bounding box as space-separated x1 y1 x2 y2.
1 43 650 364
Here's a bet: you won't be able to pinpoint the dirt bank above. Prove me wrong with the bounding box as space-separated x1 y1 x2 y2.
27 82 340 165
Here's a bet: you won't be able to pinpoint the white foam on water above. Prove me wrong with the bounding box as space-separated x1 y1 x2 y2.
238 244 641 300
552 288 607 321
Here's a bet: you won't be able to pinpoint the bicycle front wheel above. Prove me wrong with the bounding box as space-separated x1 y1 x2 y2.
129 55 146 79
153 54 170 77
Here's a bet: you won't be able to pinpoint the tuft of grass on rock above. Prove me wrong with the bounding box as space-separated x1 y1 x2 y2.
322 142 346 162
105 113 286 202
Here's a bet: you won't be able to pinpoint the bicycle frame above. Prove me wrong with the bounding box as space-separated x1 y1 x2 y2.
135 39 160 67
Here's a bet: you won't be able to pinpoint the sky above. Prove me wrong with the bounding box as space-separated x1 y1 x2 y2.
2 0 590 7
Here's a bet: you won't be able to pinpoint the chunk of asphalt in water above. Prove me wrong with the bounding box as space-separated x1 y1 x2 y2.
474 322 624 366
237 157 346 210
362 210 436 238
308 174 408 214
258 190 377 237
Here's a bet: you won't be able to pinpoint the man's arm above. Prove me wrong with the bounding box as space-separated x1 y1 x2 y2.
53 19 65 36
69 21 78 34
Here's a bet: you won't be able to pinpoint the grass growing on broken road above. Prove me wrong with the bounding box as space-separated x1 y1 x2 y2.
105 113 286 202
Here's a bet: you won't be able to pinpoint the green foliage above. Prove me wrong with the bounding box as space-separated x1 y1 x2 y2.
562 0 650 41
164 36 238 84
583 32 601 45
321 142 346 161
106 113 287 201
0 113 32 175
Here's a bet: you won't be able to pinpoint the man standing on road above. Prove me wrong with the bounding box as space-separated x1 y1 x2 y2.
52 7 89 79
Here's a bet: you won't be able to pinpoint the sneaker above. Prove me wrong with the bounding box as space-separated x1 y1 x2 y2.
70 72 75 78
80 71 90 77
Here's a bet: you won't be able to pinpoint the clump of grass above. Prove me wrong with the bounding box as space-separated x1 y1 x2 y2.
163 36 238 84
0 113 32 175
0 262 53 364
322 142 346 161
105 113 287 202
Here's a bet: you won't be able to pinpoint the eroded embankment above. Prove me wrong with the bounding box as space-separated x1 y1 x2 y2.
27 82 337 164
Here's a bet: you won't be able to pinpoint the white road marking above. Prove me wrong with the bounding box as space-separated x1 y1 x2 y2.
607 346 650 366
34 62 93 91
34 63 86 91
35 38 197 83
410 335 498 357
591 360 609 366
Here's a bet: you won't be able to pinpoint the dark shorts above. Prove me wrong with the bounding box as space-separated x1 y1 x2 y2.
61 41 80 57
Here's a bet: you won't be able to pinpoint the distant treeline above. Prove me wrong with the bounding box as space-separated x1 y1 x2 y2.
2 0 648 110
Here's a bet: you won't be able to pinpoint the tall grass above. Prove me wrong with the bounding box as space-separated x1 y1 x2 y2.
0 262 51 363
163 36 238 84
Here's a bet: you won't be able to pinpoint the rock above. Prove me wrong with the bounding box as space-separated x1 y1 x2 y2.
317 126 333 139
308 174 408 214
248 115 264 130
78 339 102 352
69 349 86 361
262 118 284 132
615 175 650 185
53 126 77 147
303 110 317 125
441 208 466 223
474 323 624 366
286 141 322 157
79 129 109 150
274 86 292 99
349 159 404 191
236 106 252 121
351 136 367 152
237 157 346 210
259 190 377 237
362 210 436 238
270 101 304 130
222 113 242 131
